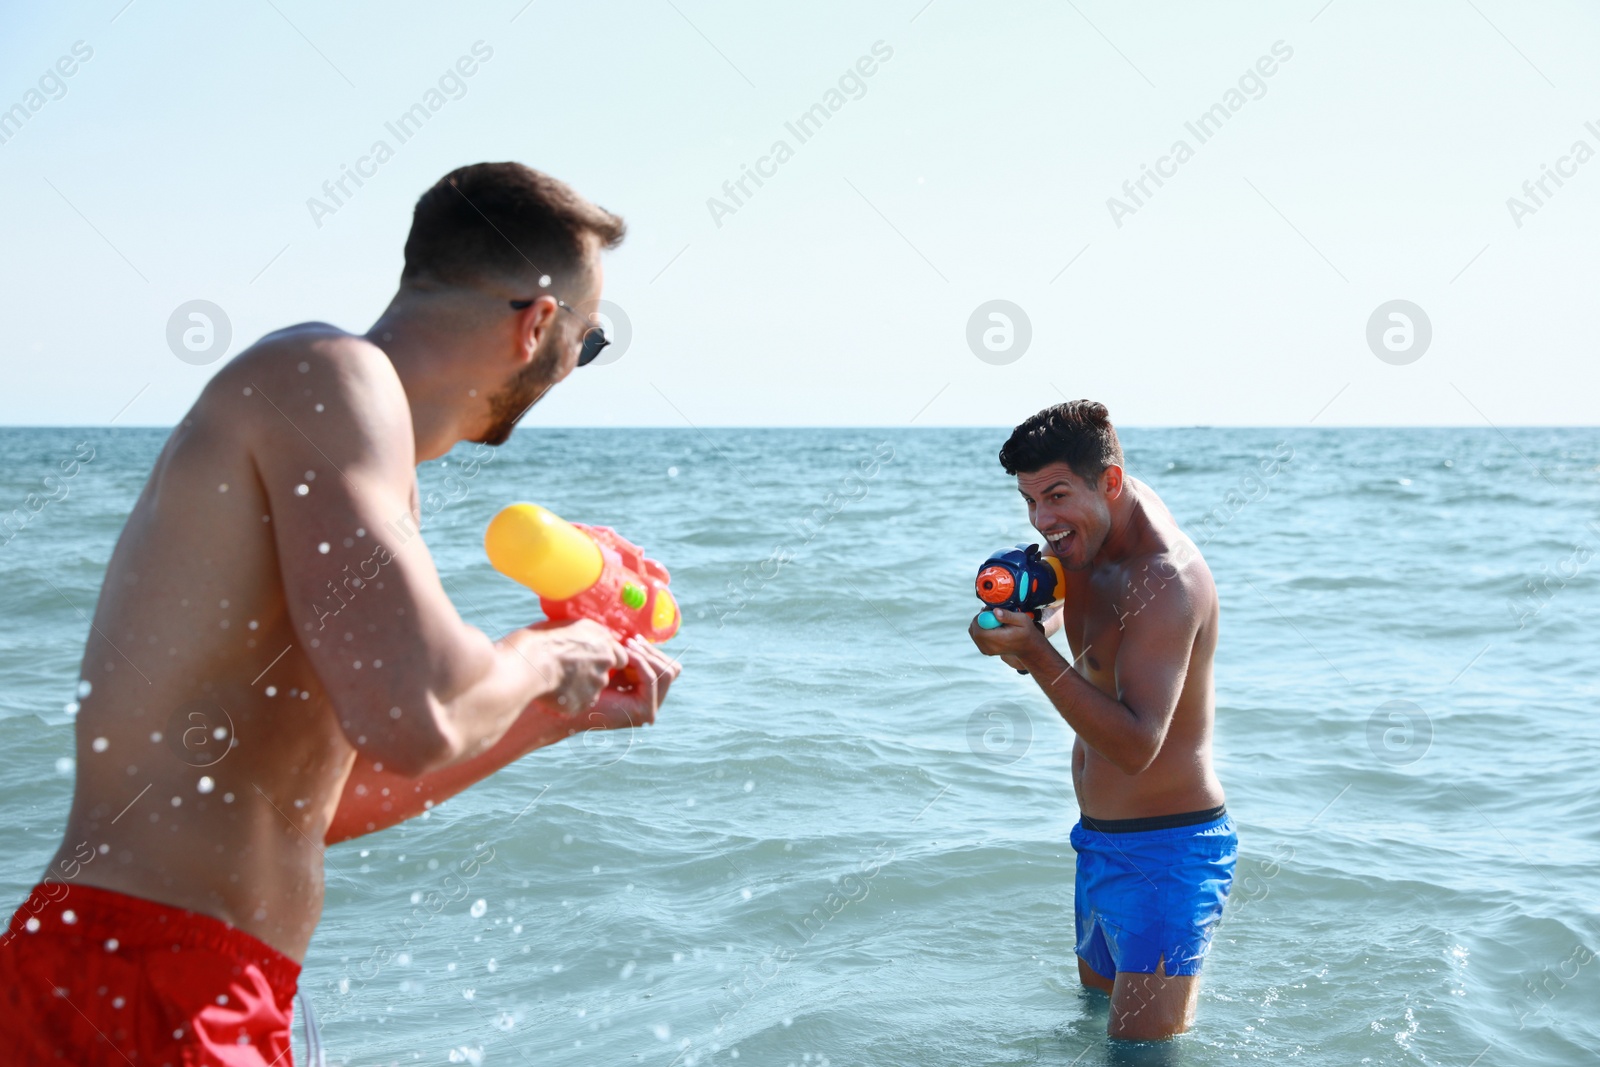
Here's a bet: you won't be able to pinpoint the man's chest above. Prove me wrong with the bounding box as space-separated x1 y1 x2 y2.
1058 572 1129 689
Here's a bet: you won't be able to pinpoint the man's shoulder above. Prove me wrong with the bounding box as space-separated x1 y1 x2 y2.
1156 536 1211 585
203 325 410 443
1128 482 1213 581
224 324 400 398
1117 537 1214 633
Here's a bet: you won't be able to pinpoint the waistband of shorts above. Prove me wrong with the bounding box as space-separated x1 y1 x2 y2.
4 882 301 995
1077 804 1228 835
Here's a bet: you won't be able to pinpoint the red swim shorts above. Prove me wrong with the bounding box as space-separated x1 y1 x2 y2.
0 882 301 1066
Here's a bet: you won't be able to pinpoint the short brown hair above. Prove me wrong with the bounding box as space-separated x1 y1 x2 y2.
998 400 1124 483
402 162 625 292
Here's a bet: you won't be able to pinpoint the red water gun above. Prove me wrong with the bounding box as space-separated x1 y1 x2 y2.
485 503 680 644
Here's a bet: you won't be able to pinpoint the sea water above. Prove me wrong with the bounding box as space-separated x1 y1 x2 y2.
1 426 1596 1066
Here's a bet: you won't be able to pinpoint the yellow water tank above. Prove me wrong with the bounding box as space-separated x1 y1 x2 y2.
484 504 604 600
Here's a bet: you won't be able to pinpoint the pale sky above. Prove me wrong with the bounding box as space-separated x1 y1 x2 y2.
2 0 1596 427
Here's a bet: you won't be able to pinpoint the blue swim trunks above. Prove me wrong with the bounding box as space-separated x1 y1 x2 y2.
1070 806 1237 977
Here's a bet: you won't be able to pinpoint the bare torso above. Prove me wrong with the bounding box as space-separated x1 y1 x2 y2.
1055 481 1224 820
48 327 412 961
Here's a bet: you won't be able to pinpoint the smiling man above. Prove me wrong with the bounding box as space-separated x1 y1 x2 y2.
0 162 680 1065
968 400 1235 1040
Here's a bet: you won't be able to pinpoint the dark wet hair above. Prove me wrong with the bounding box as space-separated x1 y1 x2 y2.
998 400 1124 484
402 162 625 292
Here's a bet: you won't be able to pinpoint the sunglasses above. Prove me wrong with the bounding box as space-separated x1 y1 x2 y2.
508 297 611 367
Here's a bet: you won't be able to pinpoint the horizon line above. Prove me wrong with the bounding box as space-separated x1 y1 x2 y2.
0 423 1595 432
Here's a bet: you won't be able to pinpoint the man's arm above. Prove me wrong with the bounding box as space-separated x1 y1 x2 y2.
1042 601 1064 638
246 334 624 777
969 573 1200 775
325 639 679 843
326 695 581 844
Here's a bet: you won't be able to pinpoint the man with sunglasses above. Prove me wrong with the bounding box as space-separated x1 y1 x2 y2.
510 294 611 369
0 162 678 1064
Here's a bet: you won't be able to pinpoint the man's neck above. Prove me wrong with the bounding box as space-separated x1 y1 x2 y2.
364 305 481 463
1093 480 1148 568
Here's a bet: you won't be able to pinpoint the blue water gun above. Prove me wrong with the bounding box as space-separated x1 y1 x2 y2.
974 544 1065 670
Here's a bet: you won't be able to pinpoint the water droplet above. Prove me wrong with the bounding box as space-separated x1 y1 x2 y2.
318 542 330 554
218 483 229 493
92 737 109 753
315 403 325 412
743 779 754 793
198 776 215 794
298 362 309 373
55 757 74 775
294 484 309 496
64 701 80 716
265 686 277 697
667 466 679 477
469 899 488 918
538 274 551 287
77 680 92 698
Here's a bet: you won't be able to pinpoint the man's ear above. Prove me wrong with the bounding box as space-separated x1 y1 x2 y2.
514 297 559 363
1100 464 1125 498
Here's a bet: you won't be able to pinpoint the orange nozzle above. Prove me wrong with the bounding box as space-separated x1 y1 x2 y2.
975 565 1015 605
